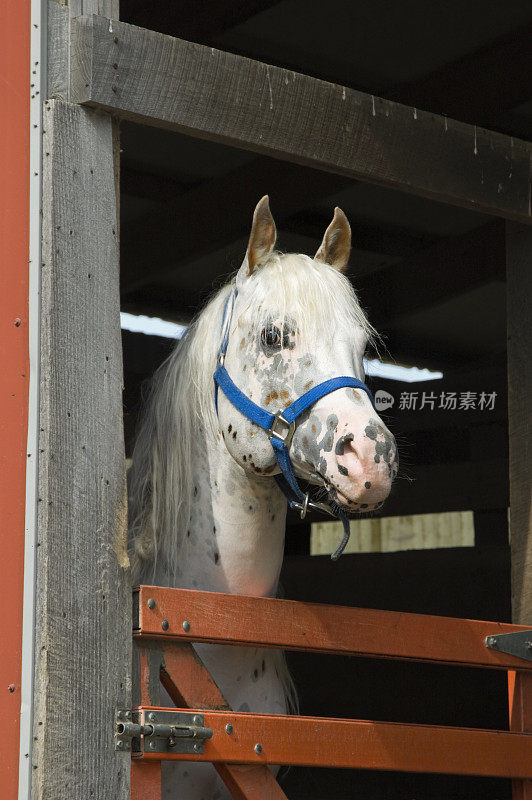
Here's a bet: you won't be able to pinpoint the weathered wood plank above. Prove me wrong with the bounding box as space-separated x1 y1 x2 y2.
69 0 118 18
506 223 532 627
47 1 69 100
70 15 532 223
33 99 130 800
47 0 119 102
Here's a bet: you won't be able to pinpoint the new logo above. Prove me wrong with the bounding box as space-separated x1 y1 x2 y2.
374 390 395 411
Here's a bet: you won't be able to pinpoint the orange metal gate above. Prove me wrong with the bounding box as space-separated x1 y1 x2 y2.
129 585 532 800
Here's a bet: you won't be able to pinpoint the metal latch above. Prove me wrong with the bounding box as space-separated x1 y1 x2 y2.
485 630 532 662
116 709 213 754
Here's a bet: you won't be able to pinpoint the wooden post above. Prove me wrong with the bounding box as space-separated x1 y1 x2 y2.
507 221 532 626
33 1 129 796
506 221 532 800
32 98 130 799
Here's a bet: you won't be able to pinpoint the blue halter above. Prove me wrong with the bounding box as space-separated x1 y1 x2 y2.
213 289 375 560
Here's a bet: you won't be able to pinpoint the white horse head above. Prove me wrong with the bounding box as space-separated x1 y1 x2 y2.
217 196 398 513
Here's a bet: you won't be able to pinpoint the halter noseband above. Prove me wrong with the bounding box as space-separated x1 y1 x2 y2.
213 289 375 560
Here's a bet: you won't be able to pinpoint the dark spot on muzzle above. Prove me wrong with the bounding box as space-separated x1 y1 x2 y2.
375 439 393 463
365 424 378 440
338 464 348 476
335 432 354 456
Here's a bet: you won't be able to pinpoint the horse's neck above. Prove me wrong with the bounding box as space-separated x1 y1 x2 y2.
174 435 287 598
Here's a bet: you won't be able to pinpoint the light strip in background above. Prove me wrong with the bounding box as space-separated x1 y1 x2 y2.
120 311 187 339
120 313 444 383
364 358 443 383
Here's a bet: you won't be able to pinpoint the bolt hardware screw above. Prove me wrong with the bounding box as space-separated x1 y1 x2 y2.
254 743 263 755
116 740 124 749
124 711 132 720
182 620 191 632
225 724 233 735
487 636 497 647
149 741 157 750
193 743 201 753
192 715 202 726
147 598 155 609
148 712 157 722
161 619 169 631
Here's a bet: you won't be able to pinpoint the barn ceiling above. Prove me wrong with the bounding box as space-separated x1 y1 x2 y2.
118 0 532 374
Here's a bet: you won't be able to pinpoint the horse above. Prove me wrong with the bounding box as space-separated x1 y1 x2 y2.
128 196 398 798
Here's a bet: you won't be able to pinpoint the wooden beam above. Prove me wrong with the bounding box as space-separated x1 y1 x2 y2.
32 99 130 800
506 222 532 626
136 705 532 778
70 15 532 224
120 155 350 292
135 585 529 670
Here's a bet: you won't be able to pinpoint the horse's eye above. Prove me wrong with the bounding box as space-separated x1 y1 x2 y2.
261 325 282 350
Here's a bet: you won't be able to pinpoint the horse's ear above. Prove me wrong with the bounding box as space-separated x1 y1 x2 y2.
315 207 351 273
239 195 277 279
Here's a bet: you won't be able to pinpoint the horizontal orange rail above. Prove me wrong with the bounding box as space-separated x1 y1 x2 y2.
134 706 532 779
135 586 532 670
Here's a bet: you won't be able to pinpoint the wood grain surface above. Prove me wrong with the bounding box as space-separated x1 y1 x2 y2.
70 15 532 223
137 705 532 777
33 99 130 800
136 586 532 670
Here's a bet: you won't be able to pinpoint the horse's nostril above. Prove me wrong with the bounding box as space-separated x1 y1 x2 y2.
335 433 354 457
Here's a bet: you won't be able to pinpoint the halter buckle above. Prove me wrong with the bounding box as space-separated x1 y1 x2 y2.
268 411 295 448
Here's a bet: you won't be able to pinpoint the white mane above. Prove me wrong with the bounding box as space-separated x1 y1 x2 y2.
128 252 375 582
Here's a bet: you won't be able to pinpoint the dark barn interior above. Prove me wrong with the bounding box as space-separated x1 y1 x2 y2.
117 2 532 797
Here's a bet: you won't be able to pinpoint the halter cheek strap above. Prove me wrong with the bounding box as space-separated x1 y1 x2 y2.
213 289 375 560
